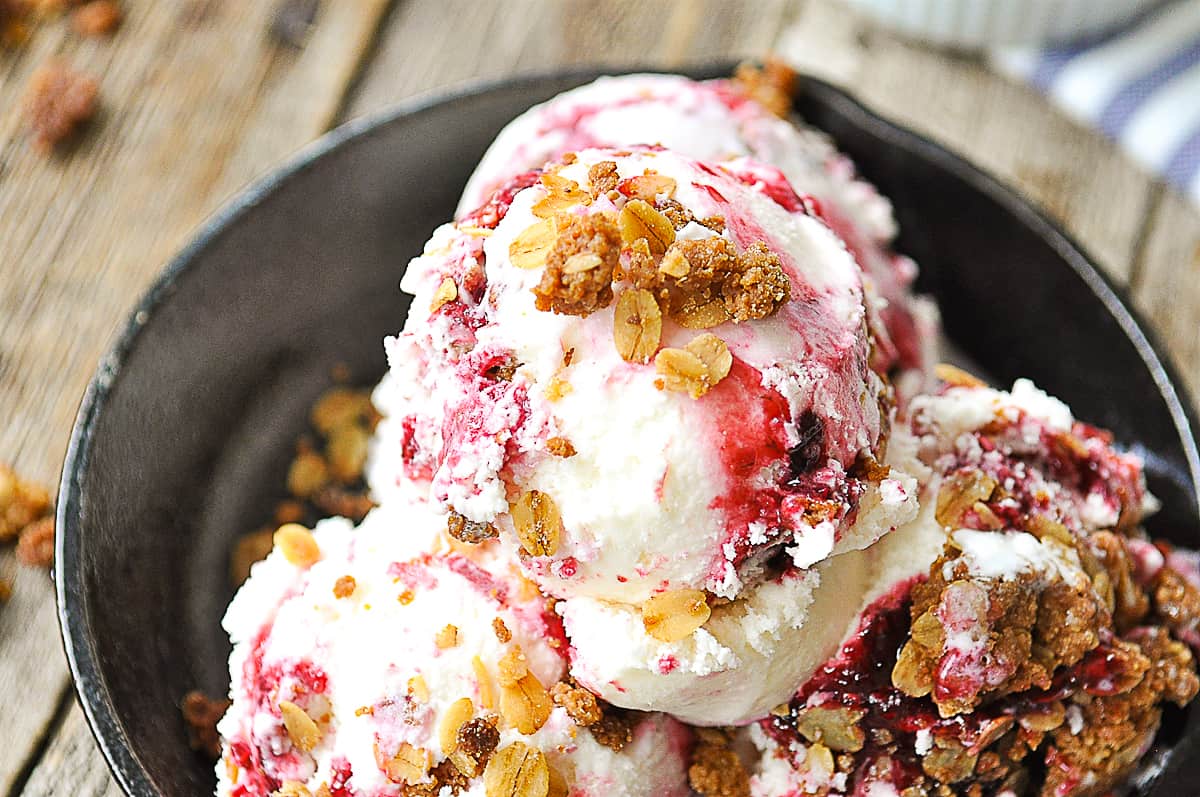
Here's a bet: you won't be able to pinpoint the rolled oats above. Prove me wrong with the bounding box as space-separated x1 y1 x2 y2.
483 742 549 797
274 523 320 567
642 589 711 642
613 288 662 364
618 199 675 255
279 700 321 752
510 490 562 557
509 218 557 270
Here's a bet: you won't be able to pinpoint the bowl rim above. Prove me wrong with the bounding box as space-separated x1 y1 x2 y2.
54 62 1200 797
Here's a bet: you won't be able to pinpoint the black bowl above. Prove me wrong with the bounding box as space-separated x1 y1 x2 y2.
56 65 1200 797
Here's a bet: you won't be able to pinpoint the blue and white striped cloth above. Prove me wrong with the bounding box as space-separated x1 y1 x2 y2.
992 0 1200 205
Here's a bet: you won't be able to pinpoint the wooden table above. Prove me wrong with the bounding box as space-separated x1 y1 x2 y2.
1 1 1197 793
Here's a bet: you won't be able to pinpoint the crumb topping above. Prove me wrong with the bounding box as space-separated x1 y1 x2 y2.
688 728 750 797
544 437 576 458
549 680 603 726
447 510 499 544
531 213 620 317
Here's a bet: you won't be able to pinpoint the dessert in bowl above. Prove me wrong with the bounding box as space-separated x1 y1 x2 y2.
55 64 1200 797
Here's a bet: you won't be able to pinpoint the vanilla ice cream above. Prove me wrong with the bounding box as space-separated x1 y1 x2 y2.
456 72 938 386
372 146 916 605
216 498 692 797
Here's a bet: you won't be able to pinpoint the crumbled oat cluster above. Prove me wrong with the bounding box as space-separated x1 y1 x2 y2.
504 156 793 403
689 728 751 797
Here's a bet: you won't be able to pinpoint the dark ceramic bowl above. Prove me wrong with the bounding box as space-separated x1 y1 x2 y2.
56 65 1200 796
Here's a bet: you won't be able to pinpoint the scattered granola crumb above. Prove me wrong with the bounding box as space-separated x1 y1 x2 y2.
182 690 230 760
333 574 356 599
454 716 500 777
447 510 498 544
688 729 750 797
532 213 620 317
436 623 459 649
23 60 99 153
72 0 120 35
15 516 54 568
545 436 576 458
587 160 619 197
549 680 603 726
733 56 796 118
0 463 52 542
492 617 512 643
587 707 635 751
0 0 31 45
310 388 375 434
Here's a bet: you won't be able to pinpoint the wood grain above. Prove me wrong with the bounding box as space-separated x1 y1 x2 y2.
1133 187 1200 402
19 702 123 797
5 0 1200 794
0 0 389 790
778 3 1157 284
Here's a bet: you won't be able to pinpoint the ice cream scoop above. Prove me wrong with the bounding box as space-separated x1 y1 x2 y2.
744 376 1195 796
370 146 917 609
456 71 938 386
216 499 692 797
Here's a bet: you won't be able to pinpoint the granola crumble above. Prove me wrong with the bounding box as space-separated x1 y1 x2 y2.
549 680 602 726
545 437 576 458
587 160 619 198
688 728 750 797
447 509 499 544
532 213 620 317
0 462 52 542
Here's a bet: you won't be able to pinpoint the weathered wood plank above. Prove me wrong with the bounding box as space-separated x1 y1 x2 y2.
1132 188 1200 402
14 1 1200 795
344 0 795 119
778 6 1157 285
0 562 67 794
19 702 124 797
0 0 391 790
